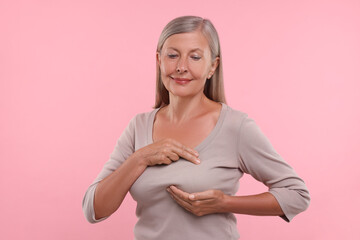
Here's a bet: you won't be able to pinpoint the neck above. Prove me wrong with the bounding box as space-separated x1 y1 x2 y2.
165 93 209 124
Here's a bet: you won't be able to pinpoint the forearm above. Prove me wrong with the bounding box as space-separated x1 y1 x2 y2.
94 154 147 219
222 192 284 217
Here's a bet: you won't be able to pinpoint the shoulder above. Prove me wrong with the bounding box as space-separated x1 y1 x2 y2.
133 108 155 120
222 103 249 128
128 107 160 126
222 104 264 141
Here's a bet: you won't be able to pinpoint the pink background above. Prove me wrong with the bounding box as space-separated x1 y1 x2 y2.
1 0 359 239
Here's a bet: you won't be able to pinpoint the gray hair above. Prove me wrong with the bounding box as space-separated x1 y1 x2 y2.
154 16 226 108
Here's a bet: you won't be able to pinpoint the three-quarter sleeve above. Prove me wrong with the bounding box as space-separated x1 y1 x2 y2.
82 115 137 223
237 116 310 222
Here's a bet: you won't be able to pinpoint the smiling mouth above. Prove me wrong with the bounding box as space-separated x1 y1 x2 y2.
171 77 192 85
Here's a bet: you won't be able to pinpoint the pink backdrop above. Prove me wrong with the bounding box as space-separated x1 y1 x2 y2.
1 0 359 239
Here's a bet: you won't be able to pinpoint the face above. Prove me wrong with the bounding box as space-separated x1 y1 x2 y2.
157 31 219 100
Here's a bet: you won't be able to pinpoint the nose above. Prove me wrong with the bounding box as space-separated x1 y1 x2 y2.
176 57 188 73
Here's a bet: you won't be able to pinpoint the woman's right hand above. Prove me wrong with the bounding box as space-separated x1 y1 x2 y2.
91 138 199 220
132 138 200 166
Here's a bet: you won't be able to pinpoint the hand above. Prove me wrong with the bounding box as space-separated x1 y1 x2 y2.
132 138 200 166
167 185 226 216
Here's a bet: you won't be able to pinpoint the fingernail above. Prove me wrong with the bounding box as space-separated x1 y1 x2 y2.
196 158 201 164
189 194 195 200
166 188 170 192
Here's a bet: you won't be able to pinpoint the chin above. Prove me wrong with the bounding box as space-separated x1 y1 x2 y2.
168 88 203 99
163 81 205 98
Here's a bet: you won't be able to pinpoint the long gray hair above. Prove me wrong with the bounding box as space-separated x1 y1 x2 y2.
154 16 226 108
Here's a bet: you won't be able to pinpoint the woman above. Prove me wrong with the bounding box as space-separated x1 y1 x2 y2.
83 16 310 239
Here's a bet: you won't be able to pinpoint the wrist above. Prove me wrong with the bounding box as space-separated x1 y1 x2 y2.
219 194 233 213
128 152 148 169
221 194 232 213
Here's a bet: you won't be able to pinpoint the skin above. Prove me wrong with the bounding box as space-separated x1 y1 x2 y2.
94 30 284 220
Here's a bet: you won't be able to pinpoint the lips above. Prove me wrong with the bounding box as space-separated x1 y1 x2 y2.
171 77 192 85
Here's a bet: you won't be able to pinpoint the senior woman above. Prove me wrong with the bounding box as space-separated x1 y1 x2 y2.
82 16 310 239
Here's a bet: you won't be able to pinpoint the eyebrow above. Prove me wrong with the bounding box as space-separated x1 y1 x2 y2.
167 47 204 53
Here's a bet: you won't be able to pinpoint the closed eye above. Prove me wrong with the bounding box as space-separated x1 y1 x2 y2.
191 56 201 61
167 54 178 59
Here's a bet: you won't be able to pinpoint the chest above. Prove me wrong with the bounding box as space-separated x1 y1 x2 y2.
130 140 242 204
152 114 218 149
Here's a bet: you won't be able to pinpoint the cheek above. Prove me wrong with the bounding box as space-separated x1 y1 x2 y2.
160 60 176 76
160 63 173 88
188 63 210 79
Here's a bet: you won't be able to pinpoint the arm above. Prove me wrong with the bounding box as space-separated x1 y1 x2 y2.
167 116 310 221
82 116 200 223
236 117 310 221
167 186 284 217
93 139 200 220
223 192 284 216
82 116 138 223
93 154 147 220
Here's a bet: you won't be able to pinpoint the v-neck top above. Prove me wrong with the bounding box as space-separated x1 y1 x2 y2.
82 103 310 240
147 102 227 153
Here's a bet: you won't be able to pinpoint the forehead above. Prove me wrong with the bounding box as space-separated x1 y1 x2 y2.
163 31 210 52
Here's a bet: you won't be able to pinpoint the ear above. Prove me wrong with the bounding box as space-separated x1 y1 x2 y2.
156 52 161 66
208 57 219 79
210 57 220 72
211 57 220 72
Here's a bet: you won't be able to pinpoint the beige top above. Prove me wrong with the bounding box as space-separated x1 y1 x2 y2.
82 103 310 239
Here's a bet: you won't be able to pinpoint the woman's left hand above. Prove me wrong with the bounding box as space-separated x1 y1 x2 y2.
166 185 227 216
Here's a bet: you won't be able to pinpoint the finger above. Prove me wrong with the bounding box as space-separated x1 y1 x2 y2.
167 188 193 210
172 193 193 210
157 155 172 165
163 157 173 165
169 186 209 201
171 145 200 165
183 146 200 159
166 151 180 162
189 190 219 201
168 186 190 201
183 145 199 157
169 139 199 157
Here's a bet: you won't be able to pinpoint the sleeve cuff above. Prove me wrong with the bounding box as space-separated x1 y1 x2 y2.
268 189 295 222
82 182 109 223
